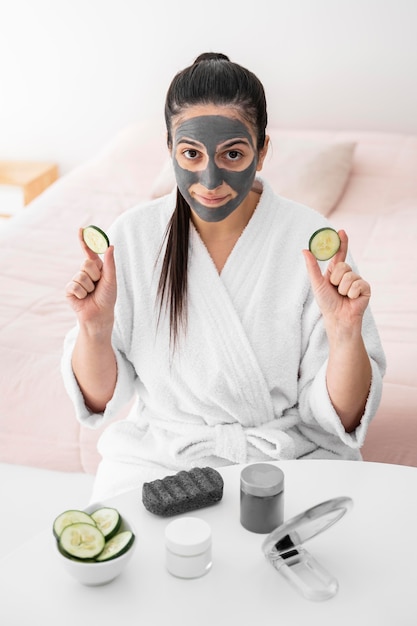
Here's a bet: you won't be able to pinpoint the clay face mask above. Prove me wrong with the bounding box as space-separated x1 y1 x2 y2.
172 115 258 222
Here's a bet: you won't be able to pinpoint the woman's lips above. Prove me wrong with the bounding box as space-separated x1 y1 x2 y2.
194 193 230 206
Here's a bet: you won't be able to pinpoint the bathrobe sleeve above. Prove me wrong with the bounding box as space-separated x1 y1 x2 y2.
295 271 385 453
60 194 176 431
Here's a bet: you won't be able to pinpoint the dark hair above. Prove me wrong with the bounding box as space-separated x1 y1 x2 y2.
157 52 268 347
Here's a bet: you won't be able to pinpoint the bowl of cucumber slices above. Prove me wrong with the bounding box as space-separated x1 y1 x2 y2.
52 503 136 586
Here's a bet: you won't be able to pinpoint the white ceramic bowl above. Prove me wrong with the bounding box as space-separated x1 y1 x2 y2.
53 503 137 586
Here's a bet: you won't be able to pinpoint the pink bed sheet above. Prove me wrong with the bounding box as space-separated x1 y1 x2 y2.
0 123 416 472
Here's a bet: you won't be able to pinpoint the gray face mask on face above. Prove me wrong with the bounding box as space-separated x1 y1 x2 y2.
172 115 259 222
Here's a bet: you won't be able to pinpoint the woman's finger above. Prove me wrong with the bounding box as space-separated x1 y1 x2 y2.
80 257 102 282
65 279 89 300
302 249 325 292
326 229 348 272
78 226 102 261
329 262 354 288
346 277 371 300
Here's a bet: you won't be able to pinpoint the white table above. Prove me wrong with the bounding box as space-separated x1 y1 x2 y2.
0 464 94 559
1 460 416 625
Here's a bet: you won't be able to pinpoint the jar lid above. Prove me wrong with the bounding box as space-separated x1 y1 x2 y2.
240 463 284 497
165 517 211 556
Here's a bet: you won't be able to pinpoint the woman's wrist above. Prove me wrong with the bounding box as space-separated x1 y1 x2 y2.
323 313 364 345
78 317 114 342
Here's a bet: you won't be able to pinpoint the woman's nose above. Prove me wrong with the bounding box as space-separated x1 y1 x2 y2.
198 160 223 190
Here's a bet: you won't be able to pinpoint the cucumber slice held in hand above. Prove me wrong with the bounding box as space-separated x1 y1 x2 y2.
309 227 341 261
82 225 110 254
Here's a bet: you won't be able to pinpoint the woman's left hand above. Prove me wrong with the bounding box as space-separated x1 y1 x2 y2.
303 229 371 327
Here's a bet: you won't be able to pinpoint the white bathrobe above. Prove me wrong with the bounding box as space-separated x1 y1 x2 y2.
62 179 386 500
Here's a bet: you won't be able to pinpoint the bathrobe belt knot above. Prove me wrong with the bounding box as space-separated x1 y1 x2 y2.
171 422 248 464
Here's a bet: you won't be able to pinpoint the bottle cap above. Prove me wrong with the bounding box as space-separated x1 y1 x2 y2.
240 463 284 497
165 517 211 556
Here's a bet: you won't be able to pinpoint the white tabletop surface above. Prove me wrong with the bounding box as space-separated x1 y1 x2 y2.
1 459 416 626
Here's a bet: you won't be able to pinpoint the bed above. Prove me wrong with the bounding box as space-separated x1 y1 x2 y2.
1 119 416 473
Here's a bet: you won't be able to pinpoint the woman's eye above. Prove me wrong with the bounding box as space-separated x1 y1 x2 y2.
225 150 242 161
183 149 199 160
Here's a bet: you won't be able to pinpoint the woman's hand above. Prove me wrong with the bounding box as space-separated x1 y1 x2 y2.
65 228 117 329
303 229 372 431
65 228 118 412
303 229 370 330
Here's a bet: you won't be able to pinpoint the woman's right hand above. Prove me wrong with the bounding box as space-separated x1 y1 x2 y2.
65 228 117 329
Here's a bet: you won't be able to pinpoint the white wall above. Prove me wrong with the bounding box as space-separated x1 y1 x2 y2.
1 0 416 173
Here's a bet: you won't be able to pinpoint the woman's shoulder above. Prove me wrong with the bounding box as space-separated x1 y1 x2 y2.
259 178 332 229
254 179 336 264
109 192 175 241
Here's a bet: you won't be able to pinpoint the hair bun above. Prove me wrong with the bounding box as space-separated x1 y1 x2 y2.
193 52 230 64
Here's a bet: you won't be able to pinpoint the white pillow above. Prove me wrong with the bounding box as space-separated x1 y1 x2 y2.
150 135 356 217
150 158 177 199
263 135 356 216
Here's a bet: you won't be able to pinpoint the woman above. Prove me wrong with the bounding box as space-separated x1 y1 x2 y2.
63 52 386 501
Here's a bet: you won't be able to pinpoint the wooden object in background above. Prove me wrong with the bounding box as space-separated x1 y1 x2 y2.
0 161 59 217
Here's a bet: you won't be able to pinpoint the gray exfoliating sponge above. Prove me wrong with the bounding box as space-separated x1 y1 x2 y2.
142 467 224 516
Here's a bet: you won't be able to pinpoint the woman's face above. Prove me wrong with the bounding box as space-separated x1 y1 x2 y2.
171 105 267 222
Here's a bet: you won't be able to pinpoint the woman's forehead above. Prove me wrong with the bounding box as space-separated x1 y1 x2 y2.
173 103 243 123
173 113 254 150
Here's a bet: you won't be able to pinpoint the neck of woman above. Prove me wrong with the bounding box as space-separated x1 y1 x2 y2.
191 190 260 272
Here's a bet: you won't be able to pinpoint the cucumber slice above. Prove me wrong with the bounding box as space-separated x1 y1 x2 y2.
96 530 135 562
59 522 105 560
90 507 121 539
309 227 341 261
53 509 96 539
82 225 109 254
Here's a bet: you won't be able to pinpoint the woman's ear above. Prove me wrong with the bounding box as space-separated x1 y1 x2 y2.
166 131 172 153
256 135 270 171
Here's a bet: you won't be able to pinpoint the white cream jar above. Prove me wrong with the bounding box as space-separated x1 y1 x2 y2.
165 517 212 579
